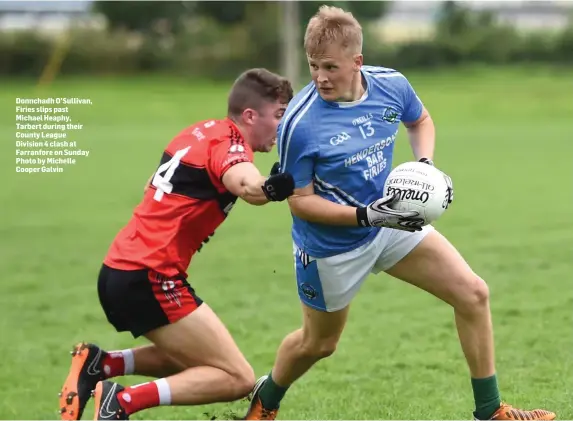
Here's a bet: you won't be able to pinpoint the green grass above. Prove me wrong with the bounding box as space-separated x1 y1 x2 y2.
1 66 572 420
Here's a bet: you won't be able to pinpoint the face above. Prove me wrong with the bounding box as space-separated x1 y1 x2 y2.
243 101 287 153
307 43 363 102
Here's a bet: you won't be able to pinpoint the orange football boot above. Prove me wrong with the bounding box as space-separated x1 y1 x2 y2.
59 342 105 420
476 402 556 420
244 376 279 420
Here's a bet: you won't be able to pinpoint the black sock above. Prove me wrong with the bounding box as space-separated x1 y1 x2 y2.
471 374 501 420
258 372 289 410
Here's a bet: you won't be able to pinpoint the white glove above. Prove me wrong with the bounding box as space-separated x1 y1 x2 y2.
419 158 454 208
443 172 454 208
356 193 425 232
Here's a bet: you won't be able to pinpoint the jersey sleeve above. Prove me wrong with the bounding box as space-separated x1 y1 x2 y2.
277 119 318 189
208 136 253 181
398 73 424 123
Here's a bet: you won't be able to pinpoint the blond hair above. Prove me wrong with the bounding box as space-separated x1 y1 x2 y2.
304 5 363 56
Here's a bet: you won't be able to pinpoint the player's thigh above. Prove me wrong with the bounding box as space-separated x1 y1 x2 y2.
382 229 487 308
293 239 379 313
144 302 254 379
99 265 251 374
131 344 188 374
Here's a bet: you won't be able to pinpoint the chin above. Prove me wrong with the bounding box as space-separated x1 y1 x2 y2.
319 91 337 101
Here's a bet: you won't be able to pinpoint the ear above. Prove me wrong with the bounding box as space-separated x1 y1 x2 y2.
241 108 257 126
353 54 363 71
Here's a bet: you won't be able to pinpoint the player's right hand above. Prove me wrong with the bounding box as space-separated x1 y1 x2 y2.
262 170 295 202
356 193 425 232
269 161 281 176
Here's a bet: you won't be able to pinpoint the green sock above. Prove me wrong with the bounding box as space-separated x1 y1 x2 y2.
471 374 501 420
258 372 289 410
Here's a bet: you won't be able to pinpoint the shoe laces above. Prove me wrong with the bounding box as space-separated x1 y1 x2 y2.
260 408 277 420
497 403 552 420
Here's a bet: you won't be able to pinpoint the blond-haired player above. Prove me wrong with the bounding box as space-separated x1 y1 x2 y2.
243 6 556 421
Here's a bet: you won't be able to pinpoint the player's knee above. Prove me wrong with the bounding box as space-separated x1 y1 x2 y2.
455 274 490 314
301 337 338 360
228 362 256 399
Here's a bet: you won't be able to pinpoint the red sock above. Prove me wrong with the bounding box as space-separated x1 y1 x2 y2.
101 350 134 379
117 379 171 415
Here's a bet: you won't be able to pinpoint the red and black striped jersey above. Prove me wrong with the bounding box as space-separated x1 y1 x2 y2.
104 117 254 278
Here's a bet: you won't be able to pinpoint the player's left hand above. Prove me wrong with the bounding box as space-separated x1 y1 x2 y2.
262 163 294 202
419 157 454 206
418 157 434 166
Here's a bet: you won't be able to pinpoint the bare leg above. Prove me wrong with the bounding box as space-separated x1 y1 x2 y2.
383 229 555 420
143 303 255 405
385 230 494 378
244 303 349 419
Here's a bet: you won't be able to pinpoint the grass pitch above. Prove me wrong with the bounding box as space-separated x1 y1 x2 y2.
1 66 572 420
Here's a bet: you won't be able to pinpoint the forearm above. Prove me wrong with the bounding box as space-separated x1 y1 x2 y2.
239 174 269 206
289 194 358 226
407 113 435 160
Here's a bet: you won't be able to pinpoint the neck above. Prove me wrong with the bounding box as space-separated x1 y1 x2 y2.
352 71 365 101
339 71 365 102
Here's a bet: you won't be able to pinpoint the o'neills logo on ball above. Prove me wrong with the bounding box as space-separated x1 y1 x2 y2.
387 177 435 191
387 186 430 203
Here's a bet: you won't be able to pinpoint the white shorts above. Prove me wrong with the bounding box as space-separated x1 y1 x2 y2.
293 225 434 312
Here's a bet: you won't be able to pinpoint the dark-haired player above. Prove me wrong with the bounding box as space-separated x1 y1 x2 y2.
58 68 295 420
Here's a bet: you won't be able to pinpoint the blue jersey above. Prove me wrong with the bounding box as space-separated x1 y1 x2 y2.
277 66 424 258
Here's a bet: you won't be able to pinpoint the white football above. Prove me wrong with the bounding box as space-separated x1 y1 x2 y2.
383 161 452 225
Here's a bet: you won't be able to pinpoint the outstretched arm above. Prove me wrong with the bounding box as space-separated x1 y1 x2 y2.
222 162 269 206
222 162 294 206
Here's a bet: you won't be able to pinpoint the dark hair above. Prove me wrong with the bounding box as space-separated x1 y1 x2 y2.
227 68 293 118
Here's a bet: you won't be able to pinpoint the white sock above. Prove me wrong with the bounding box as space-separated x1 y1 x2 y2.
105 349 134 376
154 378 172 405
122 349 135 375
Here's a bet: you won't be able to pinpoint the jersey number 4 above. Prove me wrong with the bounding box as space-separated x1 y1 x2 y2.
151 146 191 201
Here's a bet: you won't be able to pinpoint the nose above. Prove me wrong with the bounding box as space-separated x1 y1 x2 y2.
316 71 328 84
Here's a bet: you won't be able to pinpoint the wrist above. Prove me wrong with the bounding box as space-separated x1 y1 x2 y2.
356 206 370 227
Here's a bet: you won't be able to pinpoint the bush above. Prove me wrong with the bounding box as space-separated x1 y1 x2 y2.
555 19 573 63
366 2 573 70
0 32 52 76
0 3 572 80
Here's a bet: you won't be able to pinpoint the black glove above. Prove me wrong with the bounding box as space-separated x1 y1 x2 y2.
418 157 434 166
262 163 294 202
356 193 425 232
269 161 281 176
443 172 454 208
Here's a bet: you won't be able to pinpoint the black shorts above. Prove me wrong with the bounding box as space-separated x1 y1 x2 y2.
97 263 203 338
